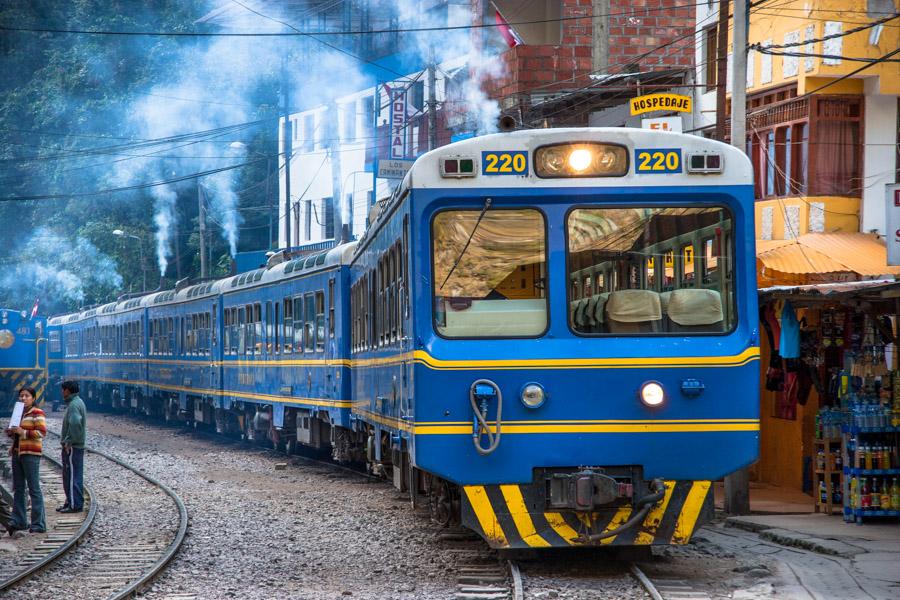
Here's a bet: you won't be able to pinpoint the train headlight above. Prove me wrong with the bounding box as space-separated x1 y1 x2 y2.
639 381 665 407
521 383 546 409
535 143 628 178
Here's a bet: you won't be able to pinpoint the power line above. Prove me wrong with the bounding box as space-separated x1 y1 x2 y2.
0 158 265 202
0 2 715 38
750 13 900 49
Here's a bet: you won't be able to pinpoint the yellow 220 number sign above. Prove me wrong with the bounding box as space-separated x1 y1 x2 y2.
481 151 528 176
634 148 682 174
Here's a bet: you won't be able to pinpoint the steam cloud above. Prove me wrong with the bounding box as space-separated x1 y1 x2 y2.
110 1 503 274
1 227 123 305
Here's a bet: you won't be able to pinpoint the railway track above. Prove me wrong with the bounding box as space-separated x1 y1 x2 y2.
0 452 97 589
0 431 188 600
438 529 522 600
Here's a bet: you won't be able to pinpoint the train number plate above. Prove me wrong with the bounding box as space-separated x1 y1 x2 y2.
482 151 528 175
634 148 682 174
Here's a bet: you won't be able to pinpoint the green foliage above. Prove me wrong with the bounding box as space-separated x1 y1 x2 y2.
0 1 279 314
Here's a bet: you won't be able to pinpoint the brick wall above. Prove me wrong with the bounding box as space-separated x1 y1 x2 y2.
485 0 696 107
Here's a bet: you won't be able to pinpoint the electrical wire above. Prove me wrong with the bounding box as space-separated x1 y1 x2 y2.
0 1 718 38
750 13 900 49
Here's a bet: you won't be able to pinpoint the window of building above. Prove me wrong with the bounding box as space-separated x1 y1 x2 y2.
705 25 718 92
748 93 860 199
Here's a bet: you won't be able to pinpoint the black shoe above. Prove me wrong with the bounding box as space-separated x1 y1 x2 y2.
59 506 82 513
55 504 71 512
29 527 46 534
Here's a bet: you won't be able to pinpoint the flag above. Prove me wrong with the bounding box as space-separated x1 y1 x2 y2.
30 298 39 319
494 6 524 48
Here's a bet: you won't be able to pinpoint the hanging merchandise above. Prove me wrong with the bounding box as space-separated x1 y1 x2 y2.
780 301 801 359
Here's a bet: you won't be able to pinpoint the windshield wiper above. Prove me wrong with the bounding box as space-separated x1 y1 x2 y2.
440 197 492 291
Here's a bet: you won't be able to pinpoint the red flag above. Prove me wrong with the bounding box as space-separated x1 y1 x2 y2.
30 298 39 319
494 7 524 48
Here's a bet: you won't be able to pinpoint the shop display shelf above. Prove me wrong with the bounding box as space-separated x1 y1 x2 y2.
843 467 900 476
844 507 900 524
814 469 843 475
841 425 900 434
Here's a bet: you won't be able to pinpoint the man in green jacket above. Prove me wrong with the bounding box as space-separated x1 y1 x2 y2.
58 380 86 513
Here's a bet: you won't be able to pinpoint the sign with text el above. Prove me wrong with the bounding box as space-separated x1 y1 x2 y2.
389 87 407 159
886 184 900 265
630 93 692 116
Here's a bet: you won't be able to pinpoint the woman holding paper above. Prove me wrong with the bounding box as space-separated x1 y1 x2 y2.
5 386 46 535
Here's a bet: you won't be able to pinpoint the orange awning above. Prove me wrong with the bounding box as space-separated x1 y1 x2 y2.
757 233 900 286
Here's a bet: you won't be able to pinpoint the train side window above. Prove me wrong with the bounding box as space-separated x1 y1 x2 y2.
231 308 239 355
254 303 263 354
50 330 61 353
293 297 304 352
283 297 293 353
315 291 325 351
702 237 719 285
265 301 273 354
304 293 315 353
224 310 232 355
680 244 695 288
168 317 174 355
274 302 280 353
328 278 335 339
238 307 247 355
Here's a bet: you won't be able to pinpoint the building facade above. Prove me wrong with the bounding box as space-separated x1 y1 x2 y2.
277 0 700 248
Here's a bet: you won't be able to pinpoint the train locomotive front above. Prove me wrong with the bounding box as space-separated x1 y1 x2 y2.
402 129 759 549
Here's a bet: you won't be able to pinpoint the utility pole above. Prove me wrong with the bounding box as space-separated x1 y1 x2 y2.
724 0 751 516
198 183 208 279
714 0 730 142
265 156 273 249
328 103 346 243
427 44 437 151
282 56 292 249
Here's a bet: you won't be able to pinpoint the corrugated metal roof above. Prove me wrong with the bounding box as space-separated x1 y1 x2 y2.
756 233 900 277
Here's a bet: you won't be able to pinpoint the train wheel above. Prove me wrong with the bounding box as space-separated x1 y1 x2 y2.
431 479 455 527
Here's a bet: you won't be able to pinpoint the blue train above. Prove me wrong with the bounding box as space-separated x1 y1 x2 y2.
0 308 48 411
48 128 759 549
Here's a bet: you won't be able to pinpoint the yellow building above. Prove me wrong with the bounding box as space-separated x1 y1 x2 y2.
695 1 900 496
696 0 899 240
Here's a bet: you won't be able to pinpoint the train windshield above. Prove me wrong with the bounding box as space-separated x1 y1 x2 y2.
432 208 547 338
567 206 734 335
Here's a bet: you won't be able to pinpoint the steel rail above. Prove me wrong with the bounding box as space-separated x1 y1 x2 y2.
508 560 524 600
0 453 98 591
630 563 664 600
86 444 188 600
2 429 188 599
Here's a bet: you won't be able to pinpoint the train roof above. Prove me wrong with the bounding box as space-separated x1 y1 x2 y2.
403 127 753 191
356 127 753 255
47 242 357 325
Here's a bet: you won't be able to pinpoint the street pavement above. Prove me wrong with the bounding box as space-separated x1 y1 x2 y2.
698 513 900 599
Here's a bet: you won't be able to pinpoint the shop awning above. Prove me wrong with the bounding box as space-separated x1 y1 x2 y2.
757 232 900 286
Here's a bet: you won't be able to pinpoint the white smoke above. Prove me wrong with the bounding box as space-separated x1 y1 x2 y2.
151 186 177 275
1 227 123 304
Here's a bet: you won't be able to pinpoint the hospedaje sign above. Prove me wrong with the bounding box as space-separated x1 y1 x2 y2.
630 93 692 116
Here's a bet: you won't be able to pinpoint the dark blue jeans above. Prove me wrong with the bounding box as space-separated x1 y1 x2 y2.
11 453 45 532
62 446 85 510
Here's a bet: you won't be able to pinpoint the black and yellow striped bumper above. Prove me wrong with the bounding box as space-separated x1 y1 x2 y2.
0 368 48 406
461 480 712 548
